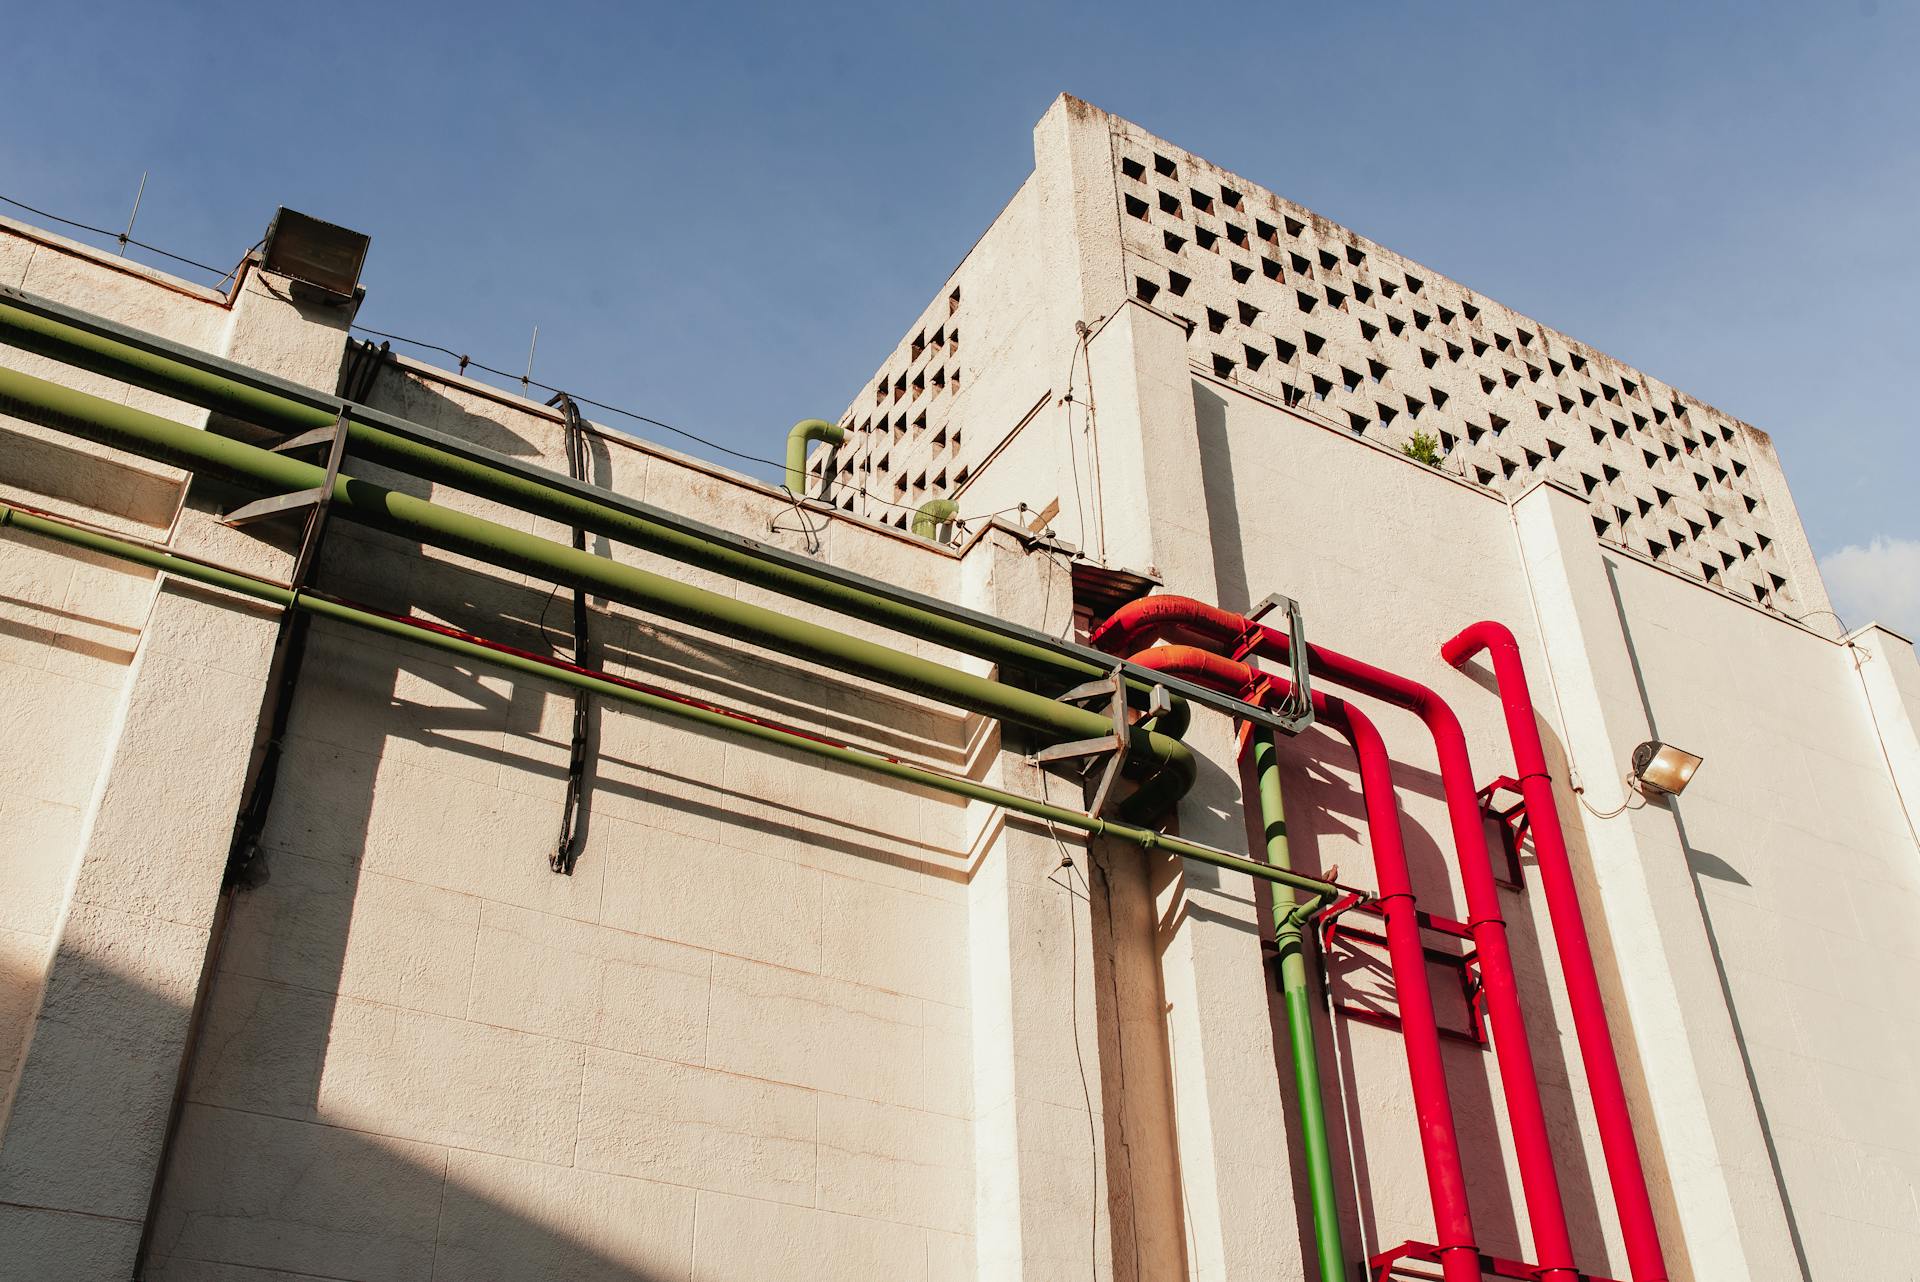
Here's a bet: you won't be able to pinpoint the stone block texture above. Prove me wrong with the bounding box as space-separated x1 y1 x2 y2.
4 97 1918 1282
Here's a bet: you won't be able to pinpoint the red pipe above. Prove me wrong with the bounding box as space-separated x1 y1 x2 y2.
1443 622 1669 1282
1097 598 1579 1281
1131 645 1482 1282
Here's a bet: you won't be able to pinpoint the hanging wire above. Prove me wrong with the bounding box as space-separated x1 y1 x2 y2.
352 320 1030 527
1039 771 1101 1282
1059 329 1090 547
0 191 239 281
1574 773 1650 821
4 187 1052 534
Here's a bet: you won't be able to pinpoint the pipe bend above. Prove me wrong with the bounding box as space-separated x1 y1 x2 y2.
783 418 845 497
1117 729 1197 823
1090 593 1243 655
910 498 958 541
1441 618 1521 669
1113 603 1572 1278
1126 643 1251 692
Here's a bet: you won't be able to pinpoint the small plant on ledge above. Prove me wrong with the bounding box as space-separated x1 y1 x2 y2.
1400 430 1442 467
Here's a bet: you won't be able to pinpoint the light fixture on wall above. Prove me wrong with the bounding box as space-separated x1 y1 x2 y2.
1629 740 1702 796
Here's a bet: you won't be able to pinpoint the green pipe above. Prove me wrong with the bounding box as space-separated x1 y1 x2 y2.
1253 732 1347 1282
0 296 1188 736
0 503 1335 900
784 417 843 497
0 363 1193 818
911 498 958 541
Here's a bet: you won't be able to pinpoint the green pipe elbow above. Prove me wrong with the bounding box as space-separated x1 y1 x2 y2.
1117 727 1199 822
910 499 958 541
784 418 844 498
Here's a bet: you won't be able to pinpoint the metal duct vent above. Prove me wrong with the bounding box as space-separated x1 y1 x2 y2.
1072 561 1161 626
261 208 369 299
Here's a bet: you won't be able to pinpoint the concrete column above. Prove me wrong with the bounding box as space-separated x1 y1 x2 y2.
0 580 279 1277
1507 481 1803 1281
961 531 1116 1279
1147 713 1304 1282
1080 303 1218 583
1078 299 1307 1277
1032 95 1129 334
0 262 351 1277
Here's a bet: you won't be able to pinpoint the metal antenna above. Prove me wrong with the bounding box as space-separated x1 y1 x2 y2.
522 324 539 394
117 171 147 256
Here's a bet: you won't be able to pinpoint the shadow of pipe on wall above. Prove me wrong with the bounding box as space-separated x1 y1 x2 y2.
121 459 987 1275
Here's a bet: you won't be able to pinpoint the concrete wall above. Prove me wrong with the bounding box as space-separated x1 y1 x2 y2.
843 98 1832 628
0 215 1113 1280
135 354 995 1280
5 89 1919 1282
1603 552 1920 1275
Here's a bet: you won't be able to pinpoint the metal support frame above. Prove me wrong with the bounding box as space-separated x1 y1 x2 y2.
1034 664 1169 818
1316 892 1489 1049
1245 591 1315 733
1369 1238 1621 1281
223 409 350 882
1477 775 1531 890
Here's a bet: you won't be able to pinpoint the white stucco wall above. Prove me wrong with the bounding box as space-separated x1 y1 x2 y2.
1602 552 1920 1276
4 91 1918 1282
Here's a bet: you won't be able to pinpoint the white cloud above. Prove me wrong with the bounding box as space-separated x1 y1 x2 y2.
1819 536 1920 640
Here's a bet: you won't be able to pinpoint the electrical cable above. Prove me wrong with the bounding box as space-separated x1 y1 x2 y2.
547 391 596 875
3 188 1037 539
1059 331 1089 550
0 191 236 281
1040 771 1101 1282
351 320 1017 527
1575 773 1649 821
1796 603 1920 855
1075 318 1109 564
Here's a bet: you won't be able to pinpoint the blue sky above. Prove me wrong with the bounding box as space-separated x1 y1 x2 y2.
4 2 1915 629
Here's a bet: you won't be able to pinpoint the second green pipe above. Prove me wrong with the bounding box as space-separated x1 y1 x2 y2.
1254 731 1348 1282
0 362 1194 817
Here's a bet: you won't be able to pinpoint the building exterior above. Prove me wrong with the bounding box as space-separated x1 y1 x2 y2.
0 94 1916 1282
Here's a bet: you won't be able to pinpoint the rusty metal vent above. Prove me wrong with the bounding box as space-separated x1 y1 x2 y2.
1070 560 1161 628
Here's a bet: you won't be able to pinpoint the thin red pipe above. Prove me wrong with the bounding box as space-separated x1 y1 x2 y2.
1131 645 1482 1282
1443 621 1668 1282
1096 598 1578 1282
322 591 888 757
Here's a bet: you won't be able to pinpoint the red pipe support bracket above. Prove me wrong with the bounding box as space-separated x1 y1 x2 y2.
1128 645 1482 1282
1442 621 1669 1282
1099 599 1578 1282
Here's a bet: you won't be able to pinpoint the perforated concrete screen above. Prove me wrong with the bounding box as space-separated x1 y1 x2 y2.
816 286 968 529
821 106 1808 612
1109 123 1796 610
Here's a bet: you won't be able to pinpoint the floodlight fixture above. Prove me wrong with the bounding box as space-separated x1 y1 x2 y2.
1630 740 1702 797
